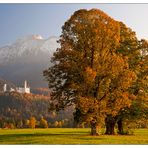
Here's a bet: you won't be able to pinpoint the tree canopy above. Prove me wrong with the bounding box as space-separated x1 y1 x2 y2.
44 9 148 135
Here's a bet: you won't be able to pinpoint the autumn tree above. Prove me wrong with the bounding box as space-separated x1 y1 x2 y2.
114 23 148 134
40 117 48 128
100 22 140 134
25 119 30 127
29 117 36 129
44 9 137 135
58 121 62 128
53 121 59 128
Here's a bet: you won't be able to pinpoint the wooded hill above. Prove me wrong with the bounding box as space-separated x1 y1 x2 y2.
0 92 73 128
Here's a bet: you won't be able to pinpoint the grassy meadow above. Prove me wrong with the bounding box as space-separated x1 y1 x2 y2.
0 128 148 144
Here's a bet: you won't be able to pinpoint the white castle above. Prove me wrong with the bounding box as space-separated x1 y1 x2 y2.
3 80 30 94
16 80 30 93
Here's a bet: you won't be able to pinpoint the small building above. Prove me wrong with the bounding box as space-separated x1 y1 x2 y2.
3 80 30 94
16 80 30 93
10 88 15 92
3 84 7 92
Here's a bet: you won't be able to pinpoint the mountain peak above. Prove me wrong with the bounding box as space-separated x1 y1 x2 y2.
16 34 44 43
32 35 43 40
0 35 60 87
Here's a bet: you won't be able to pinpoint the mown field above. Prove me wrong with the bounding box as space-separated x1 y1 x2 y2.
0 128 148 144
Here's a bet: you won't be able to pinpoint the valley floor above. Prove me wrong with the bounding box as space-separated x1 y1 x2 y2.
0 128 147 144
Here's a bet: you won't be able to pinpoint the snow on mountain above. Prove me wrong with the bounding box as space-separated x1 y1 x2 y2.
0 35 59 64
32 34 44 40
0 35 60 87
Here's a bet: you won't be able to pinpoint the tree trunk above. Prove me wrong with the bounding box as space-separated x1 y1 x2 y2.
117 119 124 134
90 119 99 136
105 117 110 134
105 115 116 135
110 122 115 135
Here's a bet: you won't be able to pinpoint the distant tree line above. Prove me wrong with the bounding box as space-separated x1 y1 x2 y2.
0 92 73 129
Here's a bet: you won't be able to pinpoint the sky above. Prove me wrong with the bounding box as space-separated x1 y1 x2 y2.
0 3 148 46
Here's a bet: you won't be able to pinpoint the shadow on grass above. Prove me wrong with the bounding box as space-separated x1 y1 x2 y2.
0 132 105 144
0 133 69 144
0 133 76 138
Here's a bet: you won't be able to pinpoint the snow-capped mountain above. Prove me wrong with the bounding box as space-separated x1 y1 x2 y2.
0 35 59 64
0 35 60 87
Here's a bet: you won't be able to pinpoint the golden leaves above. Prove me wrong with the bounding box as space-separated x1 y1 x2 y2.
44 8 145 126
76 96 106 121
83 67 96 83
107 91 132 116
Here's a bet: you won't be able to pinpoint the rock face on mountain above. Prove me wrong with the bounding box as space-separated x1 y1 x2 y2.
0 35 59 88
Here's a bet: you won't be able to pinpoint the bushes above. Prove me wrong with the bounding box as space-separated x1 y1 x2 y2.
26 117 49 128
51 119 70 128
3 123 15 129
117 128 134 135
0 116 72 129
39 117 48 128
53 121 59 127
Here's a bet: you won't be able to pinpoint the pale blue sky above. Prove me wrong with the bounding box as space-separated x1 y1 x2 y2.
0 4 148 46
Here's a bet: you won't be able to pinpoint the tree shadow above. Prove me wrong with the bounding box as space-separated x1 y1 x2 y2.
0 133 82 144
0 132 105 144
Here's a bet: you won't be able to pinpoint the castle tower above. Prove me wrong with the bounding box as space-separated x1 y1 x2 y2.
24 80 30 93
24 80 27 89
3 84 7 92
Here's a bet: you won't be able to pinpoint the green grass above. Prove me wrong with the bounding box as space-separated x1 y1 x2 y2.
0 128 147 144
